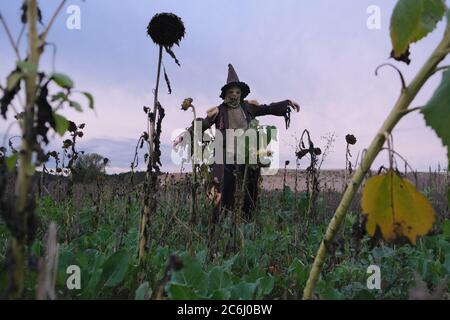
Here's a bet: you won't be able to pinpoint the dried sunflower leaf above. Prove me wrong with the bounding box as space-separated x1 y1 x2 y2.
163 66 172 94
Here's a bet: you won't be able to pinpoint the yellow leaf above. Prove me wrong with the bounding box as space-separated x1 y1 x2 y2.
361 170 436 244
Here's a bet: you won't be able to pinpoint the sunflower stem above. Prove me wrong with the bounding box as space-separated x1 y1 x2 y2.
10 0 39 299
139 45 164 264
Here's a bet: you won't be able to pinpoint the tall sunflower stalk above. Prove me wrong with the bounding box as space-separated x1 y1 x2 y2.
0 0 90 298
138 13 185 264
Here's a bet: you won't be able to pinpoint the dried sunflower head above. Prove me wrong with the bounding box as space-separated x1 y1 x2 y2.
181 97 193 111
147 13 185 47
313 148 322 156
345 134 357 145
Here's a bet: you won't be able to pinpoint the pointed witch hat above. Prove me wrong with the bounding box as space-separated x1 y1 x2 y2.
219 64 250 100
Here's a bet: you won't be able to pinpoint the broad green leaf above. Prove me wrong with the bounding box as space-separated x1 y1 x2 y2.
77 249 102 271
256 276 274 297
17 61 37 74
318 286 345 300
414 0 447 41
81 91 94 109
390 0 446 57
69 100 83 112
181 256 208 295
421 69 450 209
167 283 204 300
135 282 152 300
390 0 423 56
361 170 436 244
101 250 130 287
444 254 450 274
51 73 74 89
230 281 258 300
447 8 450 24
208 267 233 292
222 253 239 271
210 288 231 300
51 92 68 102
442 220 450 240
352 288 376 300
53 113 69 136
80 268 102 299
56 249 77 288
6 153 18 171
7 72 23 91
422 69 450 159
288 258 308 286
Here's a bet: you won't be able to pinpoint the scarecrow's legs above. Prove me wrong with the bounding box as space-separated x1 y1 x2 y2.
242 166 260 221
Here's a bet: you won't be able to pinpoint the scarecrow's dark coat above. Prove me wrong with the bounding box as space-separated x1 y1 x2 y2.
188 100 291 219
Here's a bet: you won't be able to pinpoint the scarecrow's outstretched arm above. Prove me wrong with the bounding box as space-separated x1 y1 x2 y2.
248 99 300 129
249 100 300 117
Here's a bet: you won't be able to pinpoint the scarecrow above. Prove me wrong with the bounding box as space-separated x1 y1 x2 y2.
174 64 299 222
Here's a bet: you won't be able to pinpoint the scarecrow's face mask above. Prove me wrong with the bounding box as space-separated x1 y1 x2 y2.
224 86 241 108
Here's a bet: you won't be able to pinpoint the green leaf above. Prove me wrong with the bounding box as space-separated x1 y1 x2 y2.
444 254 450 274
390 0 446 57
69 100 83 112
17 61 37 74
100 250 130 287
53 113 69 136
415 0 447 41
135 282 152 300
352 288 376 300
51 92 68 102
208 267 233 292
230 281 258 300
81 268 102 299
422 69 450 200
422 69 450 147
6 153 18 172
442 220 450 240
447 8 450 25
222 253 239 271
81 92 94 109
256 276 274 297
318 285 345 300
7 72 23 91
181 256 208 295
51 73 74 89
288 258 308 286
77 249 102 271
167 283 203 300
210 288 231 300
390 0 423 56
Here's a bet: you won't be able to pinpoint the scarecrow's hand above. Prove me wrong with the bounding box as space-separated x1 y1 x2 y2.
287 100 300 112
173 131 188 148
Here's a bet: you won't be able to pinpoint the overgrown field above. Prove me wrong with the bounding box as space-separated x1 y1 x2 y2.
1 170 448 300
